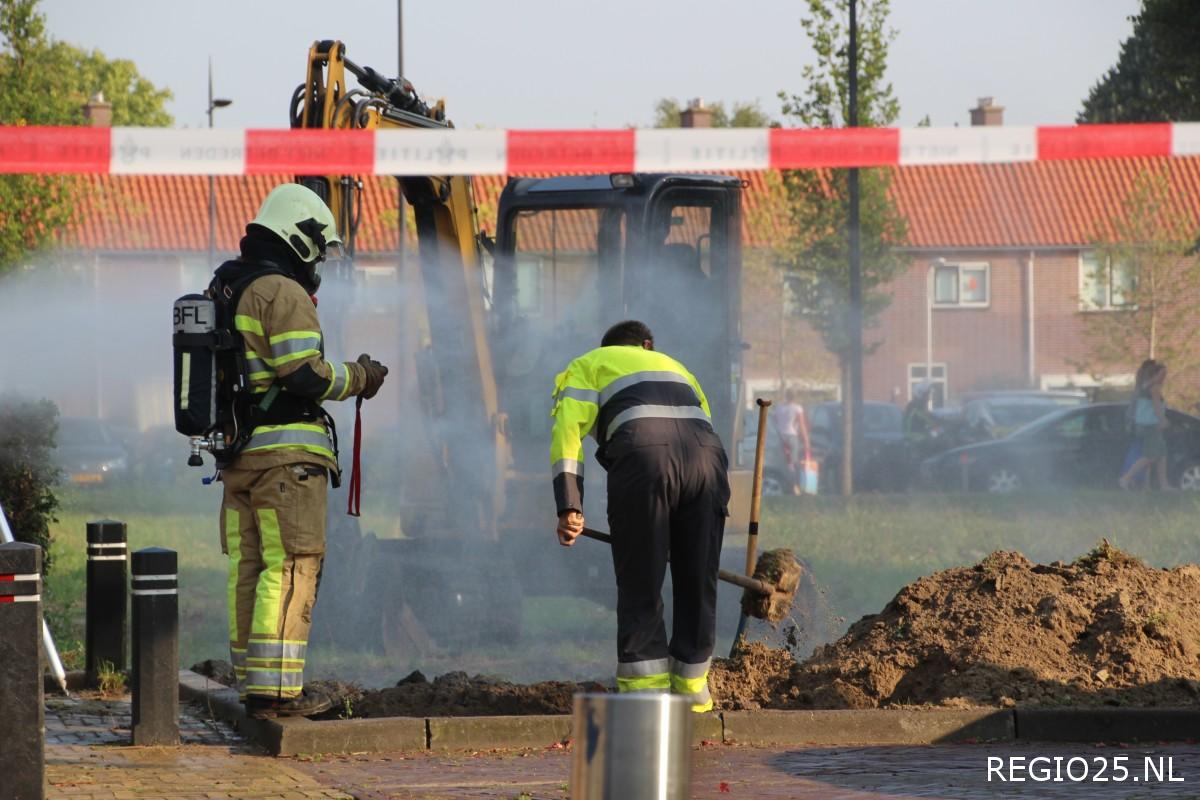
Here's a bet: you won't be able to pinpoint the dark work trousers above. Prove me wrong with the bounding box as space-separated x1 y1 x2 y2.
605 420 730 671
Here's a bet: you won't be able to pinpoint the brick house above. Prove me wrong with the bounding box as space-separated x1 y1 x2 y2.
876 155 1200 407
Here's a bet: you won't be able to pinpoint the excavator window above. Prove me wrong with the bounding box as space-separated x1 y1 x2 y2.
495 205 627 449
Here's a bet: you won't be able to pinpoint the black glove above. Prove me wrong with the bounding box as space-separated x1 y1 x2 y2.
356 353 389 400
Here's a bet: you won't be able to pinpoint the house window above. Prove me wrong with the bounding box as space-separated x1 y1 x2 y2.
908 363 948 408
1079 251 1135 310
933 262 989 307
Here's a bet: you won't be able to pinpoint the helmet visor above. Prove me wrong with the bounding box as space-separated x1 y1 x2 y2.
320 240 347 263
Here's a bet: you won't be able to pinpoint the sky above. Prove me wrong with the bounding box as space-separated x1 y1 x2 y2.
38 0 1139 130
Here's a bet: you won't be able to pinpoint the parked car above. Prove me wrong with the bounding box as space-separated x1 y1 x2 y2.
809 402 908 493
920 403 1200 493
53 417 130 486
959 390 1088 440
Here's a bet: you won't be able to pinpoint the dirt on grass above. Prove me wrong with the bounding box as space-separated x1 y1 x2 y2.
313 671 608 719
712 543 1200 710
195 543 1200 715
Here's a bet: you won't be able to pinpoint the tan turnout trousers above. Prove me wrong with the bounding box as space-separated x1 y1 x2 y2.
219 463 327 700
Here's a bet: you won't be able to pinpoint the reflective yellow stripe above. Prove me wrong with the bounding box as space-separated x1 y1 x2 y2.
250 509 286 638
336 362 352 401
224 507 241 644
670 671 713 713
244 423 335 459
670 673 708 696
234 315 263 335
268 330 321 344
265 350 321 367
617 674 670 692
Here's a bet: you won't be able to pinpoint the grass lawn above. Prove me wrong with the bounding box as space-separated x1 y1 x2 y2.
42 481 1200 684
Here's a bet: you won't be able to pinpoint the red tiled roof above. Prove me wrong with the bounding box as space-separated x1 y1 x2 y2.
58 157 1200 254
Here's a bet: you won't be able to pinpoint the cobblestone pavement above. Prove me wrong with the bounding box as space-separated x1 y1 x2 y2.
291 743 1200 799
45 695 351 800
45 697 1200 799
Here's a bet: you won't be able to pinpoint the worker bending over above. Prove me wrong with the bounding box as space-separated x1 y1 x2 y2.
550 320 730 712
215 184 388 718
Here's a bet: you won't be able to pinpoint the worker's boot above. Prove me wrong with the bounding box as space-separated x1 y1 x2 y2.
244 688 332 720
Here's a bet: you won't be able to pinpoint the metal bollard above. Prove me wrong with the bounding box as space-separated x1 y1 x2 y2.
131 547 178 746
571 694 692 800
86 519 127 684
0 542 45 800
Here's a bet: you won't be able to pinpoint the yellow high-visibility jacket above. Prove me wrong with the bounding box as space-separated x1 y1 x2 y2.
550 345 710 515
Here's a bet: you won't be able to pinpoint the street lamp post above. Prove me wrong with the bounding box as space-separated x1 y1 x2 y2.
207 56 233 267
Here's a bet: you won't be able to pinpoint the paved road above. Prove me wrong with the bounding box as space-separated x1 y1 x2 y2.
45 697 1200 799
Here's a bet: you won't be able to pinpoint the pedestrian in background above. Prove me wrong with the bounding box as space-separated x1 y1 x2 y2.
1119 360 1156 489
1120 361 1170 490
772 389 810 495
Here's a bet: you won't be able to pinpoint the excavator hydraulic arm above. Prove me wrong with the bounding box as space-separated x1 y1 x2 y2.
293 40 506 538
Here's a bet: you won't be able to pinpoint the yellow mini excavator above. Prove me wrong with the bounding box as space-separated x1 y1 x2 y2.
295 41 749 657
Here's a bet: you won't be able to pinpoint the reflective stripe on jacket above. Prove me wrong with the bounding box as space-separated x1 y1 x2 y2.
549 345 711 515
231 273 366 471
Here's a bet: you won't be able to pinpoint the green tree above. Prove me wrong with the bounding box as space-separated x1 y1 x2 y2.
774 0 909 390
1078 168 1200 408
0 0 173 273
0 395 59 574
1078 0 1200 123
652 97 773 128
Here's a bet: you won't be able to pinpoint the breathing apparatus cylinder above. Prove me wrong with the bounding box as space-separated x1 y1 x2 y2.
172 294 219 437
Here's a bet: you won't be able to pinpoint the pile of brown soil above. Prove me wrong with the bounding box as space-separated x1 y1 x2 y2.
712 545 1200 710
317 671 608 718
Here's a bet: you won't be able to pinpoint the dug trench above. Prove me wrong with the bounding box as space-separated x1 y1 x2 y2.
194 543 1200 717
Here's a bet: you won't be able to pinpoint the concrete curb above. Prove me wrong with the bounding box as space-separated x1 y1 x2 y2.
721 709 1014 746
176 672 1200 755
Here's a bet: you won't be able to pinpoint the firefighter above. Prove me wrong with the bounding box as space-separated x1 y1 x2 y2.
216 183 388 719
550 320 730 712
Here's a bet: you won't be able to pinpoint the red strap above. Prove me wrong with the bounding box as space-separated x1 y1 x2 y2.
346 397 363 517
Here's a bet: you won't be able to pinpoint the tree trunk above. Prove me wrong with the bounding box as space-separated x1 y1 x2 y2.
840 355 854 496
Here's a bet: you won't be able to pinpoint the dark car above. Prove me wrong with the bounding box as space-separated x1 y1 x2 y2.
920 403 1200 493
960 390 1088 440
53 417 130 486
809 402 907 493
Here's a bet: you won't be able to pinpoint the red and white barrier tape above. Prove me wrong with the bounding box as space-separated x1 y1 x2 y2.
1 123 1198 175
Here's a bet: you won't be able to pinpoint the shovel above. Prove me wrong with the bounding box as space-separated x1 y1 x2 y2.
578 527 802 623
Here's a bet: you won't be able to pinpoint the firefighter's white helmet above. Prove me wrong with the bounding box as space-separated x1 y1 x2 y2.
251 183 343 264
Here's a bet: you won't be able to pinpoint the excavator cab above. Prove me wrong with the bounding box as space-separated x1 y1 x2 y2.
490 174 744 545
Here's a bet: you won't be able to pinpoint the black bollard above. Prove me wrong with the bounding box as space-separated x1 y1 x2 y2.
131 547 178 746
0 542 44 800
86 519 127 684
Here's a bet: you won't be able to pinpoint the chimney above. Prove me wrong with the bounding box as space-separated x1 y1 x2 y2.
969 97 1003 127
83 91 112 127
680 98 713 129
